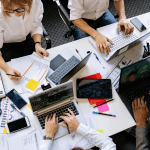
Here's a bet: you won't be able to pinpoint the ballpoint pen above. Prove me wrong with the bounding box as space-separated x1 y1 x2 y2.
62 112 70 134
93 53 105 69
93 111 116 117
76 49 83 59
93 99 114 108
6 74 21 77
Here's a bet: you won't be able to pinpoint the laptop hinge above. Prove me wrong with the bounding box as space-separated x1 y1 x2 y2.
34 97 73 116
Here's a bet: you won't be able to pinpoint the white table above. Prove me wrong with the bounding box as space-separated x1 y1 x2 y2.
2 12 150 139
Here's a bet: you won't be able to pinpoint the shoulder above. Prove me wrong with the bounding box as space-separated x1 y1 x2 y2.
0 2 5 22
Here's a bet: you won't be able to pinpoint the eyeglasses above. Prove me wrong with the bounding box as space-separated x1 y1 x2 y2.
4 8 25 13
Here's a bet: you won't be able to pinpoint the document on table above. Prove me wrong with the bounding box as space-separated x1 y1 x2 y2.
0 134 8 150
11 53 50 93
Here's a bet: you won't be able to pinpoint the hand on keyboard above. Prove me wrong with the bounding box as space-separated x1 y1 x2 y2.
118 19 134 35
60 109 80 131
94 33 114 55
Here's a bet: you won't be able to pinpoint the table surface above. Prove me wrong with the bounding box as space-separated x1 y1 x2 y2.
2 12 150 138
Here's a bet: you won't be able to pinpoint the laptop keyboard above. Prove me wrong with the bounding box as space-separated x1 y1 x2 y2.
37 102 79 129
123 82 150 105
48 56 80 85
109 32 138 52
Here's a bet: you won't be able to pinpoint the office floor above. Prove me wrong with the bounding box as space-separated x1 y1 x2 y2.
41 0 150 49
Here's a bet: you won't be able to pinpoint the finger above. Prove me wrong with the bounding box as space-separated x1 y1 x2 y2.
127 23 132 35
99 44 104 54
103 44 109 55
101 45 105 54
37 51 44 58
134 98 138 108
105 43 111 54
60 116 68 122
141 96 145 105
97 44 101 53
45 115 49 123
124 24 128 35
49 114 53 120
68 108 75 116
132 101 135 110
137 97 141 106
41 49 47 57
46 51 49 57
60 123 67 128
145 102 149 112
53 113 56 121
107 37 114 45
56 117 58 124
64 113 71 117
118 23 121 32
14 70 21 77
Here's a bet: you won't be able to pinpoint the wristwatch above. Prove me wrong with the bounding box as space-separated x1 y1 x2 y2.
43 135 54 141
35 42 41 45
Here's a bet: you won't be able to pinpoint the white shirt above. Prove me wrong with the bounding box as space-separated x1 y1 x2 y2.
0 0 43 49
68 0 118 21
41 123 116 150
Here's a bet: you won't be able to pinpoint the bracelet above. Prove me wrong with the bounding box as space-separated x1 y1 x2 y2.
35 42 41 45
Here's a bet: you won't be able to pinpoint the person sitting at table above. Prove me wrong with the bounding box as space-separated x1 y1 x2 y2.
0 0 49 81
68 0 134 55
42 109 116 150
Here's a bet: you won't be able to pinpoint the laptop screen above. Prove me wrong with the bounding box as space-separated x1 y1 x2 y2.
119 57 150 91
29 82 73 112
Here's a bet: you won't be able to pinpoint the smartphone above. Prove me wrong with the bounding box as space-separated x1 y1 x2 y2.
76 79 112 98
130 17 146 32
5 117 30 133
6 89 27 109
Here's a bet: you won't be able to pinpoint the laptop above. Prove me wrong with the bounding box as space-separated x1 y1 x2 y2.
116 56 150 136
46 49 91 85
28 80 86 139
89 23 150 61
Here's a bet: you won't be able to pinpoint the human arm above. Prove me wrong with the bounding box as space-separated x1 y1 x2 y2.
60 109 116 150
132 97 150 150
114 0 134 34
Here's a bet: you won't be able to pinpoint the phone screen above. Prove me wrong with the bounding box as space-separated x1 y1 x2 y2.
6 89 27 109
76 79 112 98
130 18 146 32
8 118 28 133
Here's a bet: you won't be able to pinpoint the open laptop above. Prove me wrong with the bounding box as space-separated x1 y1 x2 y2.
89 23 150 61
28 80 86 139
116 56 150 136
46 50 91 85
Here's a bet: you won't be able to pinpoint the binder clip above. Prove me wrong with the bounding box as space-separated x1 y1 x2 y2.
41 83 51 91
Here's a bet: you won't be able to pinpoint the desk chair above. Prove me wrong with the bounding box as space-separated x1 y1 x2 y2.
42 25 51 49
55 0 119 38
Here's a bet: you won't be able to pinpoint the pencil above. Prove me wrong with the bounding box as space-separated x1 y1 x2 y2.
6 74 20 77
93 111 116 117
93 99 114 108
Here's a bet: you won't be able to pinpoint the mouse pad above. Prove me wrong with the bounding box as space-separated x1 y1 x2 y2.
50 54 66 71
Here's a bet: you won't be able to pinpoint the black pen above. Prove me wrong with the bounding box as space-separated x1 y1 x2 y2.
144 46 147 53
93 53 105 69
147 42 150 52
6 74 20 77
76 49 83 59
62 113 70 134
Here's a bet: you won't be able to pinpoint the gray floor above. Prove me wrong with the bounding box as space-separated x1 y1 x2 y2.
41 0 150 48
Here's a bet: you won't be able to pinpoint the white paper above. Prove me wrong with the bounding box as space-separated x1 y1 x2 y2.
0 134 8 150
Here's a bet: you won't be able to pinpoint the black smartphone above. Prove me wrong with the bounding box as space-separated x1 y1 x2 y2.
76 79 112 99
130 17 146 32
6 89 27 109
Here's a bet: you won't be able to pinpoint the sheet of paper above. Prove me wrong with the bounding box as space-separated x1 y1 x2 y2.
0 134 8 150
96 101 109 113
8 132 38 150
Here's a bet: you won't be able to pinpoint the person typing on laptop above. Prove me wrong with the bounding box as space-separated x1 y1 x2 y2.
42 109 116 150
68 0 134 55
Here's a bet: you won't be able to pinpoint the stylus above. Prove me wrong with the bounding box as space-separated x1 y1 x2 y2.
10 104 26 117
93 99 114 108
76 49 83 59
93 111 116 117
93 53 105 69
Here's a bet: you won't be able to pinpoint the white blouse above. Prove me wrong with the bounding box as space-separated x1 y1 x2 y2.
0 0 44 50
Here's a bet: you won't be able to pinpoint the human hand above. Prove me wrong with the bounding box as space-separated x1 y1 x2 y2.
95 33 113 55
6 67 21 81
45 113 58 138
60 109 80 131
35 44 49 58
132 96 149 127
118 19 134 35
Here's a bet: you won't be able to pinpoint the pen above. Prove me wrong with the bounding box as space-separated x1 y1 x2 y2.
62 112 70 134
144 46 147 53
6 74 20 77
93 111 116 117
10 104 26 117
147 42 150 52
93 53 105 69
76 49 83 59
93 99 114 108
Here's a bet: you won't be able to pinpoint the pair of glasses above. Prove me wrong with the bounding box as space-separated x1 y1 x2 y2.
4 8 25 13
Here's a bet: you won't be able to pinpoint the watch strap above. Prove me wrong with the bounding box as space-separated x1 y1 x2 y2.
35 42 41 45
43 135 53 140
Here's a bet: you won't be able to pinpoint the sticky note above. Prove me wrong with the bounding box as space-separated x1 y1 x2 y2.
96 100 109 113
97 130 103 133
25 79 39 91
3 127 7 133
28 104 32 110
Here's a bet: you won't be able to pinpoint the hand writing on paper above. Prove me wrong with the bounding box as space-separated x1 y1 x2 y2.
35 44 49 58
60 109 80 131
45 113 58 138
6 67 21 81
132 96 149 127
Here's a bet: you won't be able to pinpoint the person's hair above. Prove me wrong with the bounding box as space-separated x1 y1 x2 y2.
71 148 84 150
1 0 33 17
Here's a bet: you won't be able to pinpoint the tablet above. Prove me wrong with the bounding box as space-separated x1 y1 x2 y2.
76 79 112 99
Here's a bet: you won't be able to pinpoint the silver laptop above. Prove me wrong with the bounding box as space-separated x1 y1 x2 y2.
28 80 86 139
89 23 150 61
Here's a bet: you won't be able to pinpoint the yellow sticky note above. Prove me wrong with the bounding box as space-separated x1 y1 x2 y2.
25 79 39 91
28 104 32 110
97 130 103 133
3 127 7 133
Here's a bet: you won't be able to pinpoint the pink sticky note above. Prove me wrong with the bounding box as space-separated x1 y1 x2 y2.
96 100 109 113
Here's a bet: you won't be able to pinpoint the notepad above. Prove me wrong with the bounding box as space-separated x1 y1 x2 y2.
97 130 103 133
96 100 109 113
25 79 39 92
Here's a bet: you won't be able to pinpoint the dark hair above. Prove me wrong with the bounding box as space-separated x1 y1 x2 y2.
71 148 84 150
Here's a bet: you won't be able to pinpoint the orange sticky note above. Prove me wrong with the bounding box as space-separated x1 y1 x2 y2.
25 79 39 91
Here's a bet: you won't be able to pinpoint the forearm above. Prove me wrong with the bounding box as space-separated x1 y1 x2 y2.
72 18 100 39
32 34 42 43
114 0 126 19
0 54 9 73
